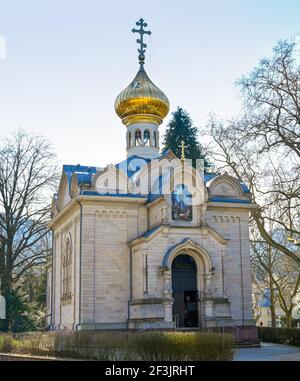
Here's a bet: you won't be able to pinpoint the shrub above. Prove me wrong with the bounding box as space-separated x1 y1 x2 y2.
131 332 233 361
258 327 300 347
0 335 13 353
0 331 234 361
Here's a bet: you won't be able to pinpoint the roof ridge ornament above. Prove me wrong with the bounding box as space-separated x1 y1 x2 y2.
132 18 151 66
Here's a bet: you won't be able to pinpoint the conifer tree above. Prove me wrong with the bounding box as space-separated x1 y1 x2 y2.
162 107 211 170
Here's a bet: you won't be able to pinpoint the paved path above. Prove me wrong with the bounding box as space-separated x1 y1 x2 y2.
234 342 300 361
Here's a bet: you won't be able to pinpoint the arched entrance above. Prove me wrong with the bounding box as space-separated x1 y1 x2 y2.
172 254 198 328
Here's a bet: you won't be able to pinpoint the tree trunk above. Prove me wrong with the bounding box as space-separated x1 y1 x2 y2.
270 304 277 327
269 275 277 327
286 312 292 328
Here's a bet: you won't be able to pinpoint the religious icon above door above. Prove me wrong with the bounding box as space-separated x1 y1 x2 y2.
171 184 193 221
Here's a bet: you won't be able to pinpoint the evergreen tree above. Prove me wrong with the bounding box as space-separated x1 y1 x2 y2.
4 286 40 332
0 268 47 332
162 107 211 170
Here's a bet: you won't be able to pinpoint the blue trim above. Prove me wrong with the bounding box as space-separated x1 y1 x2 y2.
81 191 146 198
204 173 217 182
241 183 251 194
79 193 251 203
162 238 192 268
147 193 163 203
140 225 161 238
63 164 97 190
208 197 251 204
76 173 94 186
257 289 271 308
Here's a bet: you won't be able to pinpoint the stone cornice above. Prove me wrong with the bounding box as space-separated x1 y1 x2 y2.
128 224 229 247
48 194 146 229
129 225 165 247
78 195 146 205
145 196 165 208
48 197 79 229
207 201 254 209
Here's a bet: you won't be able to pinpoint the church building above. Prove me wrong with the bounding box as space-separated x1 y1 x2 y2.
47 19 257 341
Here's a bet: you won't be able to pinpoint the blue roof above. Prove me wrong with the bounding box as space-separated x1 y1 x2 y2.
81 191 146 198
241 183 251 194
147 193 162 203
204 173 217 182
63 164 97 191
140 225 161 238
257 289 271 308
208 197 251 204
63 164 97 177
116 156 151 178
61 160 251 200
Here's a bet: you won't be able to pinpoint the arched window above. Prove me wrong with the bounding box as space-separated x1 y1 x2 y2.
135 129 142 146
171 184 193 221
128 132 132 148
144 130 150 146
153 131 157 148
62 237 72 304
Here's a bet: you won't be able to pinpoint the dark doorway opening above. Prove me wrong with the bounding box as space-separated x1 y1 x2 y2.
172 254 198 328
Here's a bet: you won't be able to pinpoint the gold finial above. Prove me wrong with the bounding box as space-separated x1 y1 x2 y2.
132 18 151 65
180 140 186 163
114 20 170 126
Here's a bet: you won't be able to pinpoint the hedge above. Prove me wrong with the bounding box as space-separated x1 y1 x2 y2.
0 331 234 361
258 327 300 347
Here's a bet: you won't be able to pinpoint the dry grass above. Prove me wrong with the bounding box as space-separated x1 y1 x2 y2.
0 331 234 361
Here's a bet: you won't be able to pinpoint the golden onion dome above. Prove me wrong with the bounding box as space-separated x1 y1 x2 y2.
114 65 170 126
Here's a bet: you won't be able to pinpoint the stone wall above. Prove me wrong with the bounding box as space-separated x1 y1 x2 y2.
51 204 80 330
49 196 254 331
206 206 254 325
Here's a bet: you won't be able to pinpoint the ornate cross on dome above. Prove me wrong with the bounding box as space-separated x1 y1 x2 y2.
132 18 151 65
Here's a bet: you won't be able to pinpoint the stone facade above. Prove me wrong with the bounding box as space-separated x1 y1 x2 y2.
47 156 257 341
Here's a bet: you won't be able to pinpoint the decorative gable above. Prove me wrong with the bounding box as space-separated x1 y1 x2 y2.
211 181 239 198
93 164 131 194
207 173 249 202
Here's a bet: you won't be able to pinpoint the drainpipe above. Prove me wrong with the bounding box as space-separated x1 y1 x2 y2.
75 198 83 331
238 218 245 326
50 228 54 330
127 246 133 331
146 205 150 231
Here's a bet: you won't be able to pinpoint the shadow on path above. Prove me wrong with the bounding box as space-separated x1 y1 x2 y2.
234 342 300 361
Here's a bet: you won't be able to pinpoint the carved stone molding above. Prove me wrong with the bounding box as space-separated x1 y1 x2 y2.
95 210 127 218
212 215 240 224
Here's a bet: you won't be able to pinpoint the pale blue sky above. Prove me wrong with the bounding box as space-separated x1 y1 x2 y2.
0 0 299 167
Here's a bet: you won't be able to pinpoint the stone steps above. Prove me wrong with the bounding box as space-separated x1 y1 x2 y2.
168 328 262 348
234 340 261 348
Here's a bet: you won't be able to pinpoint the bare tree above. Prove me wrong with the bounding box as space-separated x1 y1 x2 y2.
0 130 58 330
251 232 278 327
251 226 300 327
237 40 300 158
205 39 300 267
